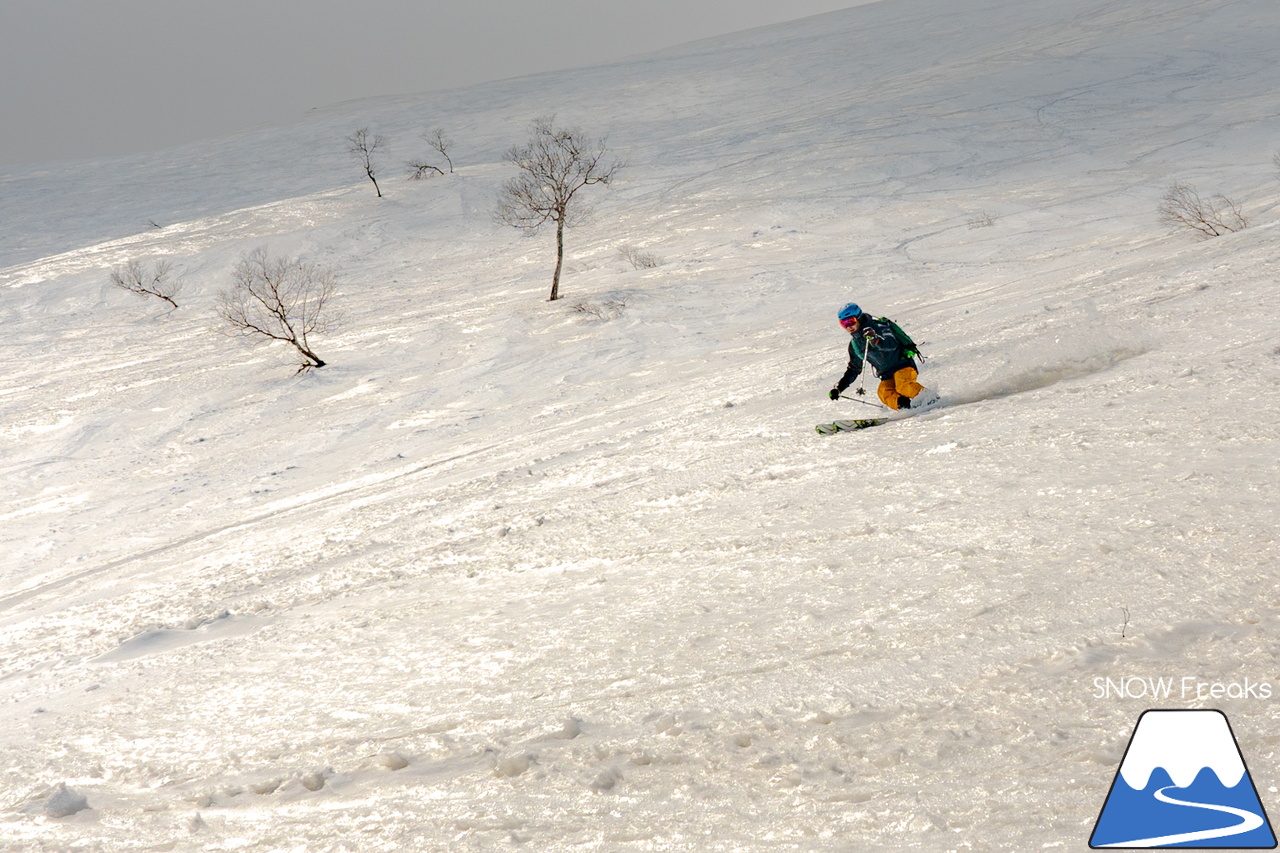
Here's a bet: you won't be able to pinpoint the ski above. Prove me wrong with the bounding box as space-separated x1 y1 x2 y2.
816 418 887 435
816 394 944 435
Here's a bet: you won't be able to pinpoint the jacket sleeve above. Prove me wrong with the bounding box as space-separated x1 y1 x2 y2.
834 339 862 392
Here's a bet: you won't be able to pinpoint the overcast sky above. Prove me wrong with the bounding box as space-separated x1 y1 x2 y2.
0 1 869 168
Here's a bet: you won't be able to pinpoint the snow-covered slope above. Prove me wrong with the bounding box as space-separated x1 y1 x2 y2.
3 0 1280 850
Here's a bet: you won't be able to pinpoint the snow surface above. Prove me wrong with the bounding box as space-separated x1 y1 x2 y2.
3 0 1280 850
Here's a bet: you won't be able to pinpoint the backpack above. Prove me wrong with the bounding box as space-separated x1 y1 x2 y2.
878 317 923 360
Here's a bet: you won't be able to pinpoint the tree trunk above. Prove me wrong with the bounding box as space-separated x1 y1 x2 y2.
549 218 565 301
296 342 326 369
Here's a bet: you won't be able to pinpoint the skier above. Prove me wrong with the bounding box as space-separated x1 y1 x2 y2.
827 303 936 411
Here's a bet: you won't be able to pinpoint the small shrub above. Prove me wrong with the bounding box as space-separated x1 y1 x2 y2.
618 245 664 269
966 211 998 230
1158 182 1247 238
110 258 183 308
407 162 444 180
572 297 627 321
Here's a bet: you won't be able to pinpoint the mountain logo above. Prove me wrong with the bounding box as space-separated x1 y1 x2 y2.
1091 710 1276 849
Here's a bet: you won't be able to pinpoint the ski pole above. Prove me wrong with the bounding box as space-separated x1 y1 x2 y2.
840 394 885 410
853 330 872 398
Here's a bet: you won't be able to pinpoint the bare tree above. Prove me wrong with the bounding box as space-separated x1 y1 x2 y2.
407 128 455 179
496 116 623 301
348 127 386 198
409 160 450 180
218 248 339 371
110 258 183 308
407 161 444 180
1158 182 1247 238
426 128 454 173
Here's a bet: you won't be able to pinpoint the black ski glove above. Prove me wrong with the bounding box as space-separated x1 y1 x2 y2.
828 388 840 400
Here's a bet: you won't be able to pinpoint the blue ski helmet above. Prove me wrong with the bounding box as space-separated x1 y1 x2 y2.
837 303 862 322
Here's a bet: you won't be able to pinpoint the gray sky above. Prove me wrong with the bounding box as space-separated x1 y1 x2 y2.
0 0 864 168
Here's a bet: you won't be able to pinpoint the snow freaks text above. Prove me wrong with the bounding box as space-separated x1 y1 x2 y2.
1093 677 1274 702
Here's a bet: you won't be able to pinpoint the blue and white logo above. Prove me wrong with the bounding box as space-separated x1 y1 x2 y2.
1091 710 1276 848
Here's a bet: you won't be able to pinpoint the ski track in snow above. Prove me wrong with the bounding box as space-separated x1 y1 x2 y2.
2 0 1280 850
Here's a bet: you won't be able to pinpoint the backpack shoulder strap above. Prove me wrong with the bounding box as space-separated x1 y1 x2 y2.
878 317 922 358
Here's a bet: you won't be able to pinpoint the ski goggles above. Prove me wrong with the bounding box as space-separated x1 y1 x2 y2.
839 316 860 330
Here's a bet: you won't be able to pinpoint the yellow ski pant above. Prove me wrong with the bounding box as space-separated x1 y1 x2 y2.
878 367 924 410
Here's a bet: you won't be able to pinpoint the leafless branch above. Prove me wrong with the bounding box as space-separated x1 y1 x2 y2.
407 162 445 180
110 259 183 308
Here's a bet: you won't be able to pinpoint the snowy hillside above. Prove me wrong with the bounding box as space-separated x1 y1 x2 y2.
4 0 1280 850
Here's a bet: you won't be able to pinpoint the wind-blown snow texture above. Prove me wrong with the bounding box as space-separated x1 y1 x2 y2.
3 0 1280 850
